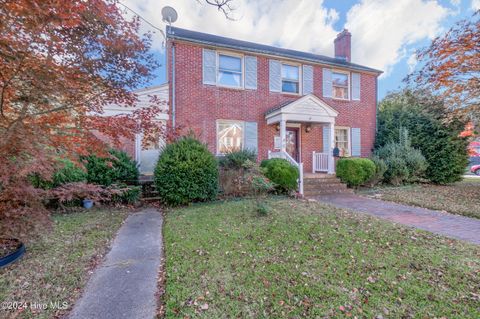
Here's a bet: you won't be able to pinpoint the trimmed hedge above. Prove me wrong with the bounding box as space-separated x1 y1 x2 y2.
336 158 376 187
154 137 218 206
260 158 299 193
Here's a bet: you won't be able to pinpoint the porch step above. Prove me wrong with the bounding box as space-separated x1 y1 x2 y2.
303 175 353 196
140 180 159 199
139 174 154 183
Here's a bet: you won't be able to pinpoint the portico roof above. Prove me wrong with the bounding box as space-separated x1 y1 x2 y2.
265 94 338 125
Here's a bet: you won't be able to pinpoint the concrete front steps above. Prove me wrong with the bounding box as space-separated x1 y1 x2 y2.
139 175 160 201
303 174 353 197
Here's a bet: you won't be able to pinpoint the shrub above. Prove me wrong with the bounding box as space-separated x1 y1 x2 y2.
218 168 248 196
218 149 257 169
154 137 218 206
52 159 87 187
218 158 274 197
375 141 427 185
367 155 387 186
84 149 139 186
48 182 113 210
376 90 469 184
256 201 271 216
260 158 299 193
109 184 142 204
336 158 376 187
31 158 87 189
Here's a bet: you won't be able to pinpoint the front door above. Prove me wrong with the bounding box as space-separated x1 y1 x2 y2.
286 128 299 162
139 126 164 175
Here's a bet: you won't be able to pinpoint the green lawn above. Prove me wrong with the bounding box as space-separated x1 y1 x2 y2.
360 179 480 219
163 198 480 318
0 209 129 319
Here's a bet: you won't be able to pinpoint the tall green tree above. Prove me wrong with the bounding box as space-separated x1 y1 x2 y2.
376 90 469 184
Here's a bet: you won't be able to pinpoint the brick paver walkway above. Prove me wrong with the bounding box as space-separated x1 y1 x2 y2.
316 194 480 245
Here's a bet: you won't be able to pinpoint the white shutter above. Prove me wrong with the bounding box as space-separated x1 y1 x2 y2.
244 122 258 155
202 49 216 85
302 65 313 95
323 126 330 154
269 60 281 92
352 72 360 100
322 68 332 98
245 56 257 90
351 128 361 157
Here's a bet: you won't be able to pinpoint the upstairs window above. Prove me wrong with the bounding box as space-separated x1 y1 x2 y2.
281 63 299 94
332 71 349 99
218 54 243 88
217 120 244 154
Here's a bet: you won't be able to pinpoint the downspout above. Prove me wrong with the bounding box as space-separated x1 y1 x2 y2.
171 42 176 129
375 76 378 133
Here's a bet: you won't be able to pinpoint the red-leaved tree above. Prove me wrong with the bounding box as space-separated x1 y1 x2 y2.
0 0 164 236
413 10 479 119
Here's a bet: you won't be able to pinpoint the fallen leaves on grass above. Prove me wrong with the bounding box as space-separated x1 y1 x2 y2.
163 198 480 318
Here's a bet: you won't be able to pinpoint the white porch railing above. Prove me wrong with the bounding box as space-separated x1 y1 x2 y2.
312 151 329 173
268 150 304 195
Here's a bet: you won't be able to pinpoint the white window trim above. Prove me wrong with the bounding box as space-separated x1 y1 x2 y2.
216 51 244 89
281 62 302 95
335 126 351 157
332 69 350 101
216 119 245 155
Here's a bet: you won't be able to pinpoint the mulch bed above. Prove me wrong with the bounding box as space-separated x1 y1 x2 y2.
0 238 22 258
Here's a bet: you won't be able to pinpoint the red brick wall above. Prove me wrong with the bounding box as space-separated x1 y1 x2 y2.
168 41 377 172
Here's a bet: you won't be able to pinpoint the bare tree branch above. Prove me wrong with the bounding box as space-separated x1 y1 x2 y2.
200 0 237 20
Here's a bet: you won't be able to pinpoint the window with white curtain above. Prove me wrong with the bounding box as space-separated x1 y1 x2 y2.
218 54 243 88
335 128 350 157
217 120 244 154
332 71 349 99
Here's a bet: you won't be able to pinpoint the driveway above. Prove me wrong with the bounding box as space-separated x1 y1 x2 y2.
317 194 480 245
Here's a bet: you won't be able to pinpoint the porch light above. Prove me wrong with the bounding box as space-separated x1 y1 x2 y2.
275 124 280 131
305 124 312 133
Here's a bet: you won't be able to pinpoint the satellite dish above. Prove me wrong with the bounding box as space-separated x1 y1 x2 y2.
162 6 178 24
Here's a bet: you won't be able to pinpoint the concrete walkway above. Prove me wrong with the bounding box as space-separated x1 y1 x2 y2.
317 194 480 245
70 208 163 319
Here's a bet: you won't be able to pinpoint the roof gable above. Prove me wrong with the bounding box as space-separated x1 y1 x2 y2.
265 94 338 124
282 94 338 117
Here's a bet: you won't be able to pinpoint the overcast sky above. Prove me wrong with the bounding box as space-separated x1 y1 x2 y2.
123 0 479 99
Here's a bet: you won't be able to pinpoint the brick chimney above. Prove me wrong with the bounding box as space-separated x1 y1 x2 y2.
334 29 351 62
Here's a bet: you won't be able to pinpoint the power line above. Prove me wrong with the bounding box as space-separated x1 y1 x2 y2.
116 1 166 39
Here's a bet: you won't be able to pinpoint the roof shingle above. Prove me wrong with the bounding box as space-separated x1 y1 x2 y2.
167 26 382 74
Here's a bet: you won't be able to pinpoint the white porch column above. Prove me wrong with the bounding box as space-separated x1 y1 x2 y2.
280 119 287 153
328 122 335 174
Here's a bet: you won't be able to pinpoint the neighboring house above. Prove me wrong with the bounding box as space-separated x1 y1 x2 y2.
98 84 169 175
165 27 382 181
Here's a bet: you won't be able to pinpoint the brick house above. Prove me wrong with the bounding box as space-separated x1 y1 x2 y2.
165 27 382 192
